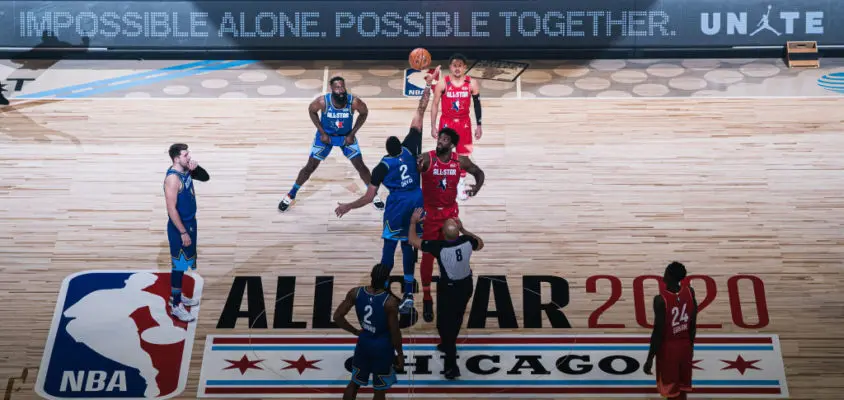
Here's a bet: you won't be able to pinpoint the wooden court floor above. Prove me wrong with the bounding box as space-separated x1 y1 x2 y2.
1 97 843 399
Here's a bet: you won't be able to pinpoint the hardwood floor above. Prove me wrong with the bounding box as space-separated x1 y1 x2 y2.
1 97 843 399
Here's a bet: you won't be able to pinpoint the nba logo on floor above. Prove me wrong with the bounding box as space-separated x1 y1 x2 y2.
35 270 203 399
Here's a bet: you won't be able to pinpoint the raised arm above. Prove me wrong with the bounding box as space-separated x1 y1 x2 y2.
189 163 210 181
430 75 445 139
411 67 439 133
332 288 361 336
454 219 484 251
408 208 426 250
458 155 485 196
417 152 431 174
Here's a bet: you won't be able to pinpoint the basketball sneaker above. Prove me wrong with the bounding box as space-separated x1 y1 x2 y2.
399 294 414 314
423 299 434 322
180 294 199 307
373 196 385 211
278 194 293 212
443 366 461 380
170 303 195 322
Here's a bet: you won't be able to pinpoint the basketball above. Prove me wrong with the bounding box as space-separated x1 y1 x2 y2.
409 47 432 70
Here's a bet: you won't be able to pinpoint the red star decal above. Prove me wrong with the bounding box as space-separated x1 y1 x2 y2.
224 355 264 375
281 355 322 375
692 359 704 370
721 355 762 375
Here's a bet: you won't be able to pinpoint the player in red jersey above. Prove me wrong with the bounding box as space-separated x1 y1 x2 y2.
416 126 485 322
431 53 482 201
644 261 698 400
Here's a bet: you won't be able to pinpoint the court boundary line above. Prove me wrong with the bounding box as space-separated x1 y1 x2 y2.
7 95 840 102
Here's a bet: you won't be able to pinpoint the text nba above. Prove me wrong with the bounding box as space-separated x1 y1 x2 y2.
59 371 127 394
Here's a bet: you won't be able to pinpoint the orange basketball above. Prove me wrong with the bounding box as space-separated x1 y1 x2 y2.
408 48 432 71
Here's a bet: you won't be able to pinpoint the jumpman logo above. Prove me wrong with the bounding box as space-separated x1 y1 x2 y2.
750 5 781 36
63 272 186 398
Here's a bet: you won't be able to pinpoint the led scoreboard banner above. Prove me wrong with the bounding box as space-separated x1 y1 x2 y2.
1 0 841 52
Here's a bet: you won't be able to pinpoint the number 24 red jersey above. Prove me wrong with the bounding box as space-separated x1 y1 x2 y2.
660 282 695 343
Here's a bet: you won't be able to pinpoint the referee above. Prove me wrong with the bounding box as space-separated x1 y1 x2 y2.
409 207 484 380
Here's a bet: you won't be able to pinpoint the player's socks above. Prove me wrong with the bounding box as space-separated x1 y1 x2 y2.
171 288 182 306
400 242 416 313
401 242 416 294
421 252 434 322
421 253 434 300
288 183 302 199
170 270 184 306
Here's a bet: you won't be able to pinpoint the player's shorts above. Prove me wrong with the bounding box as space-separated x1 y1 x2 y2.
439 117 473 156
167 218 197 271
383 190 424 241
656 340 693 398
351 340 397 390
422 203 459 240
310 132 361 161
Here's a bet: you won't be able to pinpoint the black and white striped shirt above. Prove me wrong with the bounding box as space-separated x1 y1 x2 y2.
421 235 480 282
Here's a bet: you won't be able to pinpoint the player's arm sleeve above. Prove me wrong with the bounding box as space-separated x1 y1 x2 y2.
467 236 480 251
472 94 482 125
402 127 423 157
420 240 441 255
370 162 388 187
190 165 210 181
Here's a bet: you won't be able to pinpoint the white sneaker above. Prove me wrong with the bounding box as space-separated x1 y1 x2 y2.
457 178 468 201
181 294 199 307
278 194 293 212
171 303 196 322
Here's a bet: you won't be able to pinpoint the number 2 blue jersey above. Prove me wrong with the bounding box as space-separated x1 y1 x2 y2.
320 93 354 136
379 147 421 193
355 287 391 342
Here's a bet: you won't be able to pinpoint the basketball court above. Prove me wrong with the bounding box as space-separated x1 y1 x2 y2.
1 57 844 399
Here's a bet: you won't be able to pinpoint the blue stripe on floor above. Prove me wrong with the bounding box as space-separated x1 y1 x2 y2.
16 60 219 99
61 60 257 98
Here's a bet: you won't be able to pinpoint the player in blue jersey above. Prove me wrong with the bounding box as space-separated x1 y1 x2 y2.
335 67 440 314
334 263 404 400
163 143 209 322
279 76 385 212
